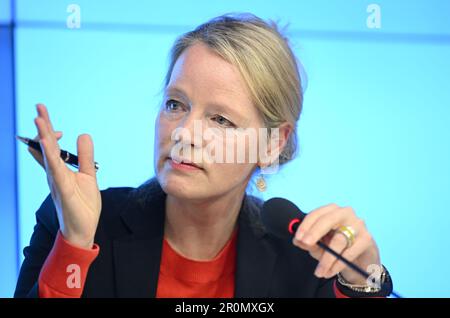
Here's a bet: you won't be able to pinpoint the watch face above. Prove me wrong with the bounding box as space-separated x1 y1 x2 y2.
337 266 388 293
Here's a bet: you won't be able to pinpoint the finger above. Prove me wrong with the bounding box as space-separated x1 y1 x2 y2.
295 203 339 242
327 232 375 277
29 131 63 169
31 131 63 142
36 104 60 152
310 249 325 262
28 147 45 169
34 117 66 184
299 207 356 247
77 134 96 177
36 103 56 133
35 104 62 159
314 230 349 277
293 236 323 255
293 229 334 255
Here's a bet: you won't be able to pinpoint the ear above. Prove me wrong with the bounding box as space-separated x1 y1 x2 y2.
258 122 293 170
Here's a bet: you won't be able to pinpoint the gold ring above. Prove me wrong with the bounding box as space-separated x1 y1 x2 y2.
336 225 357 248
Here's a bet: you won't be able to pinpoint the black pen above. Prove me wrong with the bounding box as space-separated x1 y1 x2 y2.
16 136 99 171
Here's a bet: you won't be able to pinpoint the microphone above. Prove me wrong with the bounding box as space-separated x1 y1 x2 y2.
261 197 402 298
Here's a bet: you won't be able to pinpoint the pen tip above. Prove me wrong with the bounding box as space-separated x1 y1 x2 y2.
16 136 28 144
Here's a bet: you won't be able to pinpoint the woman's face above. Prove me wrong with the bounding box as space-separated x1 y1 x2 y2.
154 42 268 201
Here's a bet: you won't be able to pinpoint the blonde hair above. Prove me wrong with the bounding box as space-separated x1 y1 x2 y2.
165 13 303 165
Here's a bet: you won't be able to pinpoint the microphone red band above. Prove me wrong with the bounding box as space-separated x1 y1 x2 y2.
288 218 301 235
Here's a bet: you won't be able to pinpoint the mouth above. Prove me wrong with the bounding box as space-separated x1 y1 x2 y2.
167 157 203 171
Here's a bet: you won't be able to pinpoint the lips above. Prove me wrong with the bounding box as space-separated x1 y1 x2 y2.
168 157 203 170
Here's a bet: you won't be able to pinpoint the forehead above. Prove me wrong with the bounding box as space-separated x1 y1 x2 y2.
167 43 256 114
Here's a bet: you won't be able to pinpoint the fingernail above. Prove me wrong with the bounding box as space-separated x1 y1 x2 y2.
315 265 324 277
296 231 304 241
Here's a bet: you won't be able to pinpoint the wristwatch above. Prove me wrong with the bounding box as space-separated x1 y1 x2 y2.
336 265 393 297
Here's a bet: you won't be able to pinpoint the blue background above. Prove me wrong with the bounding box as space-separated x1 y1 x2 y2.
1 0 450 297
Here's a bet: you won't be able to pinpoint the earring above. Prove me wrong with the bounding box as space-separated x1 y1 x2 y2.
256 174 267 192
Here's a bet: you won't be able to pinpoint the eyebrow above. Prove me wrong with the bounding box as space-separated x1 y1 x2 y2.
165 86 247 124
165 86 188 99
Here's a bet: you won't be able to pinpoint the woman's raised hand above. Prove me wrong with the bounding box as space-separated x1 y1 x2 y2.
32 103 101 249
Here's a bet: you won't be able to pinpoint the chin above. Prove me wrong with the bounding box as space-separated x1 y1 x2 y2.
157 173 206 200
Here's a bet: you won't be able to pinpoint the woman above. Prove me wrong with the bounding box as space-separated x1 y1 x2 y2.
15 13 392 298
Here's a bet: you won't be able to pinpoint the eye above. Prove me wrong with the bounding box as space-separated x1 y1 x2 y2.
164 99 184 112
212 115 236 128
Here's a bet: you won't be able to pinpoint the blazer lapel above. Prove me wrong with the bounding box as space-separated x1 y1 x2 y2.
111 180 278 298
234 197 278 297
113 183 166 297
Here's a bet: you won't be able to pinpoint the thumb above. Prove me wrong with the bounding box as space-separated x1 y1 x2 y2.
77 134 96 177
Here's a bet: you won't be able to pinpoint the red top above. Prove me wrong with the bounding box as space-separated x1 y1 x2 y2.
38 231 349 298
156 230 237 298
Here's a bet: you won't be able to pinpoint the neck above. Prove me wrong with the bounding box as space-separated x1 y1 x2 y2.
164 188 246 261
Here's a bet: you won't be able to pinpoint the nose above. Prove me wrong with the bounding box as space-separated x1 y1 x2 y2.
175 110 204 149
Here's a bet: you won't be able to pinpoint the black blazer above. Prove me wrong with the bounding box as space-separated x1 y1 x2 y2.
15 179 336 298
